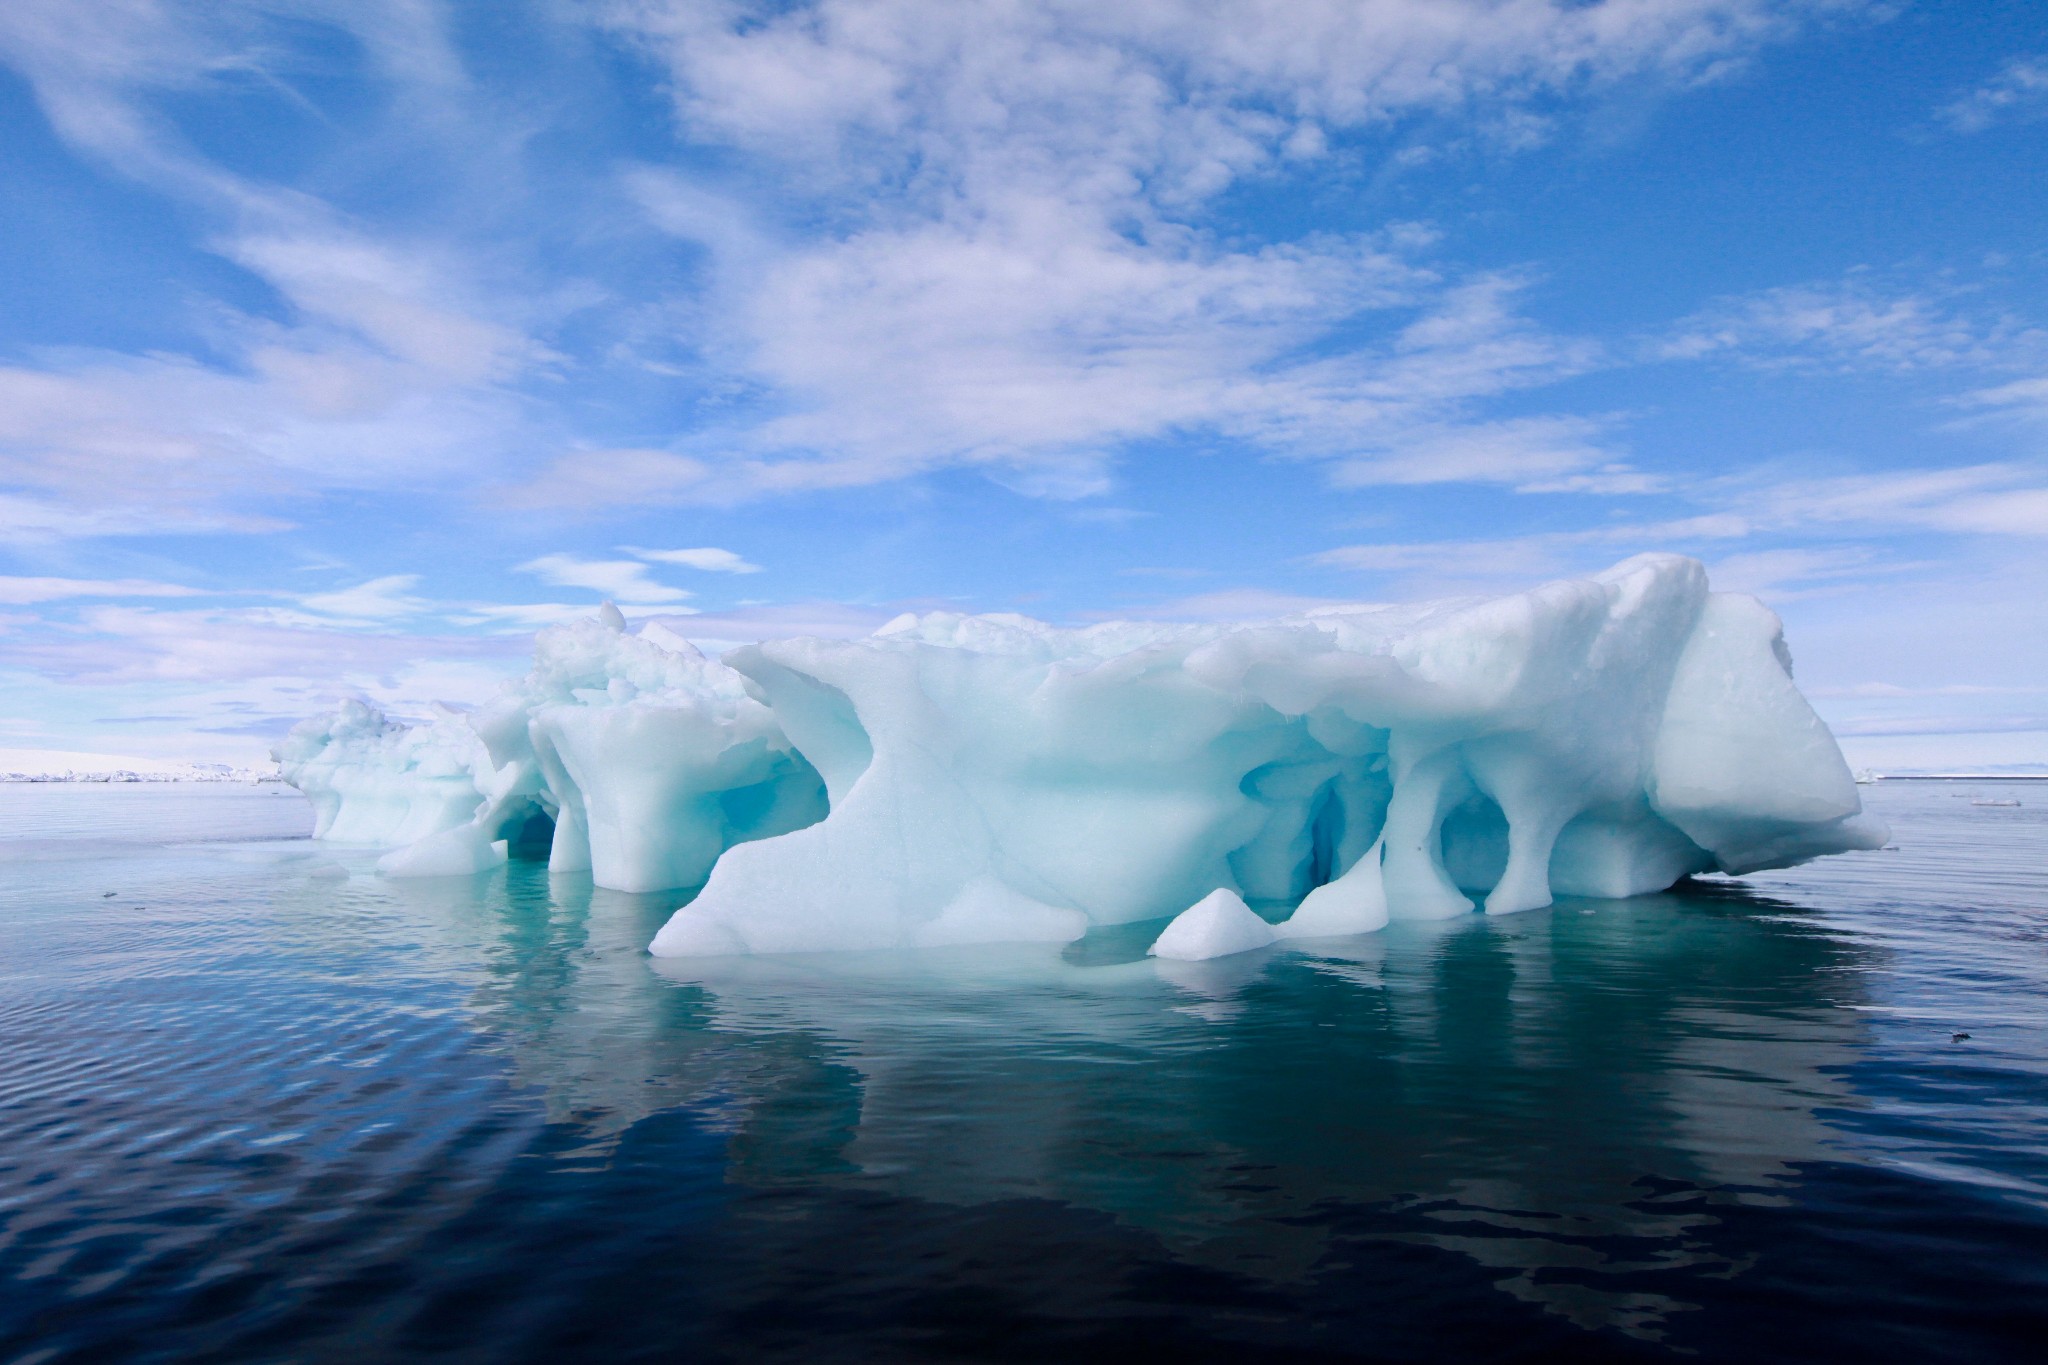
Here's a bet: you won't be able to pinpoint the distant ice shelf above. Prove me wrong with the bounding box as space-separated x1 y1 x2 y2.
274 554 1887 960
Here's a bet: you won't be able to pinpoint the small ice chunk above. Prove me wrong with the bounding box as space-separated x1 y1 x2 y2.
1149 889 1278 961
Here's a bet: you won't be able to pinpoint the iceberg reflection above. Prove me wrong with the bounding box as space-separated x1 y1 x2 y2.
442 866 1869 1338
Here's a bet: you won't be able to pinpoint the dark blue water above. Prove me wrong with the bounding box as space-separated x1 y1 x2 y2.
2 781 2044 1363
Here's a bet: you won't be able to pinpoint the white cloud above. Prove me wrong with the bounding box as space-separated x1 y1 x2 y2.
1737 464 2048 536
297 574 431 622
1960 373 2048 432
1310 461 2048 601
0 1 561 539
494 449 713 511
1311 538 1564 577
1327 416 1624 490
591 0 1845 499
0 576 202 605
0 1 470 191
1310 514 1754 578
0 0 1878 535
637 600 898 649
1700 548 1865 595
631 546 762 573
0 492 293 541
7 602 520 687
1830 711 2048 738
1810 682 2037 700
448 601 694 630
1105 587 1369 622
1918 486 2048 535
1658 280 2036 373
515 553 695 602
1938 55 2048 134
0 237 552 540
619 1 1826 183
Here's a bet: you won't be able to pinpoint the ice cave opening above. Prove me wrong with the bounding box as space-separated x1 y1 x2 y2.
495 803 557 862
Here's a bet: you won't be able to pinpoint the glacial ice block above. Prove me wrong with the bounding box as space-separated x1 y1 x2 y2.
275 698 491 846
1149 889 1278 961
277 555 1887 951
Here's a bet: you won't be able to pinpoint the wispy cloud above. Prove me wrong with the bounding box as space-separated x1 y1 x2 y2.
0 0 1873 537
1831 711 2048 738
1104 587 1369 622
590 0 1840 500
0 0 561 539
515 553 694 602
297 574 431 622
7 602 519 688
447 601 669 630
638 601 899 649
1657 278 2040 373
631 546 761 573
0 233 559 543
0 575 203 605
1314 460 2048 591
1736 464 2048 536
493 450 712 512
1961 373 2048 430
1938 55 2048 134
1310 513 1752 577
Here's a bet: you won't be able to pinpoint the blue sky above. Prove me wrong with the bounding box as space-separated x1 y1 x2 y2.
2 0 2045 771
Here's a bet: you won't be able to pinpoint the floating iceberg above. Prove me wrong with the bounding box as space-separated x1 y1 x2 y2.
274 697 493 847
275 603 826 890
276 554 1886 958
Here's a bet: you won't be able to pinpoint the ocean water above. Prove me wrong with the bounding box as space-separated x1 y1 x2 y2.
2 781 2044 1363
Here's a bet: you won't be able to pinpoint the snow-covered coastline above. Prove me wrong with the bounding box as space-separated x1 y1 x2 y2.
1 766 280 784
0 745 278 784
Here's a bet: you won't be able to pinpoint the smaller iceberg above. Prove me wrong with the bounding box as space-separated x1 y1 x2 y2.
1149 890 1277 961
276 554 1888 959
275 603 827 893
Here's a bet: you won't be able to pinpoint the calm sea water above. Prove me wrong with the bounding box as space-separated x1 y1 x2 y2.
2 781 2044 1363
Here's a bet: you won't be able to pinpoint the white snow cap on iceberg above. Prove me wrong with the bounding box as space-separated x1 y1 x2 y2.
277 556 1888 959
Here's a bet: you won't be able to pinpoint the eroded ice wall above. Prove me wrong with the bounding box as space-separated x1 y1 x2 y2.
277 554 1886 957
650 554 1884 957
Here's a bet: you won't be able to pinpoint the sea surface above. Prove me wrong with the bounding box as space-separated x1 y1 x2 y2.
2 780 2044 1363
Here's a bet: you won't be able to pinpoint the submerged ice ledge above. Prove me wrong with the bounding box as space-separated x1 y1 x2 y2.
274 555 1887 960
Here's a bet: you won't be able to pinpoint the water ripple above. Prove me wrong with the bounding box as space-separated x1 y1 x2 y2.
1 782 2045 1361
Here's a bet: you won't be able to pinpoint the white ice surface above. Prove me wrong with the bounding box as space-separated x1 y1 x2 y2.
277 554 1887 953
1149 889 1278 961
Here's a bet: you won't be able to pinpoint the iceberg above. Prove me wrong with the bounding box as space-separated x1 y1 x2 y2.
276 554 1886 958
276 603 828 892
274 697 493 847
